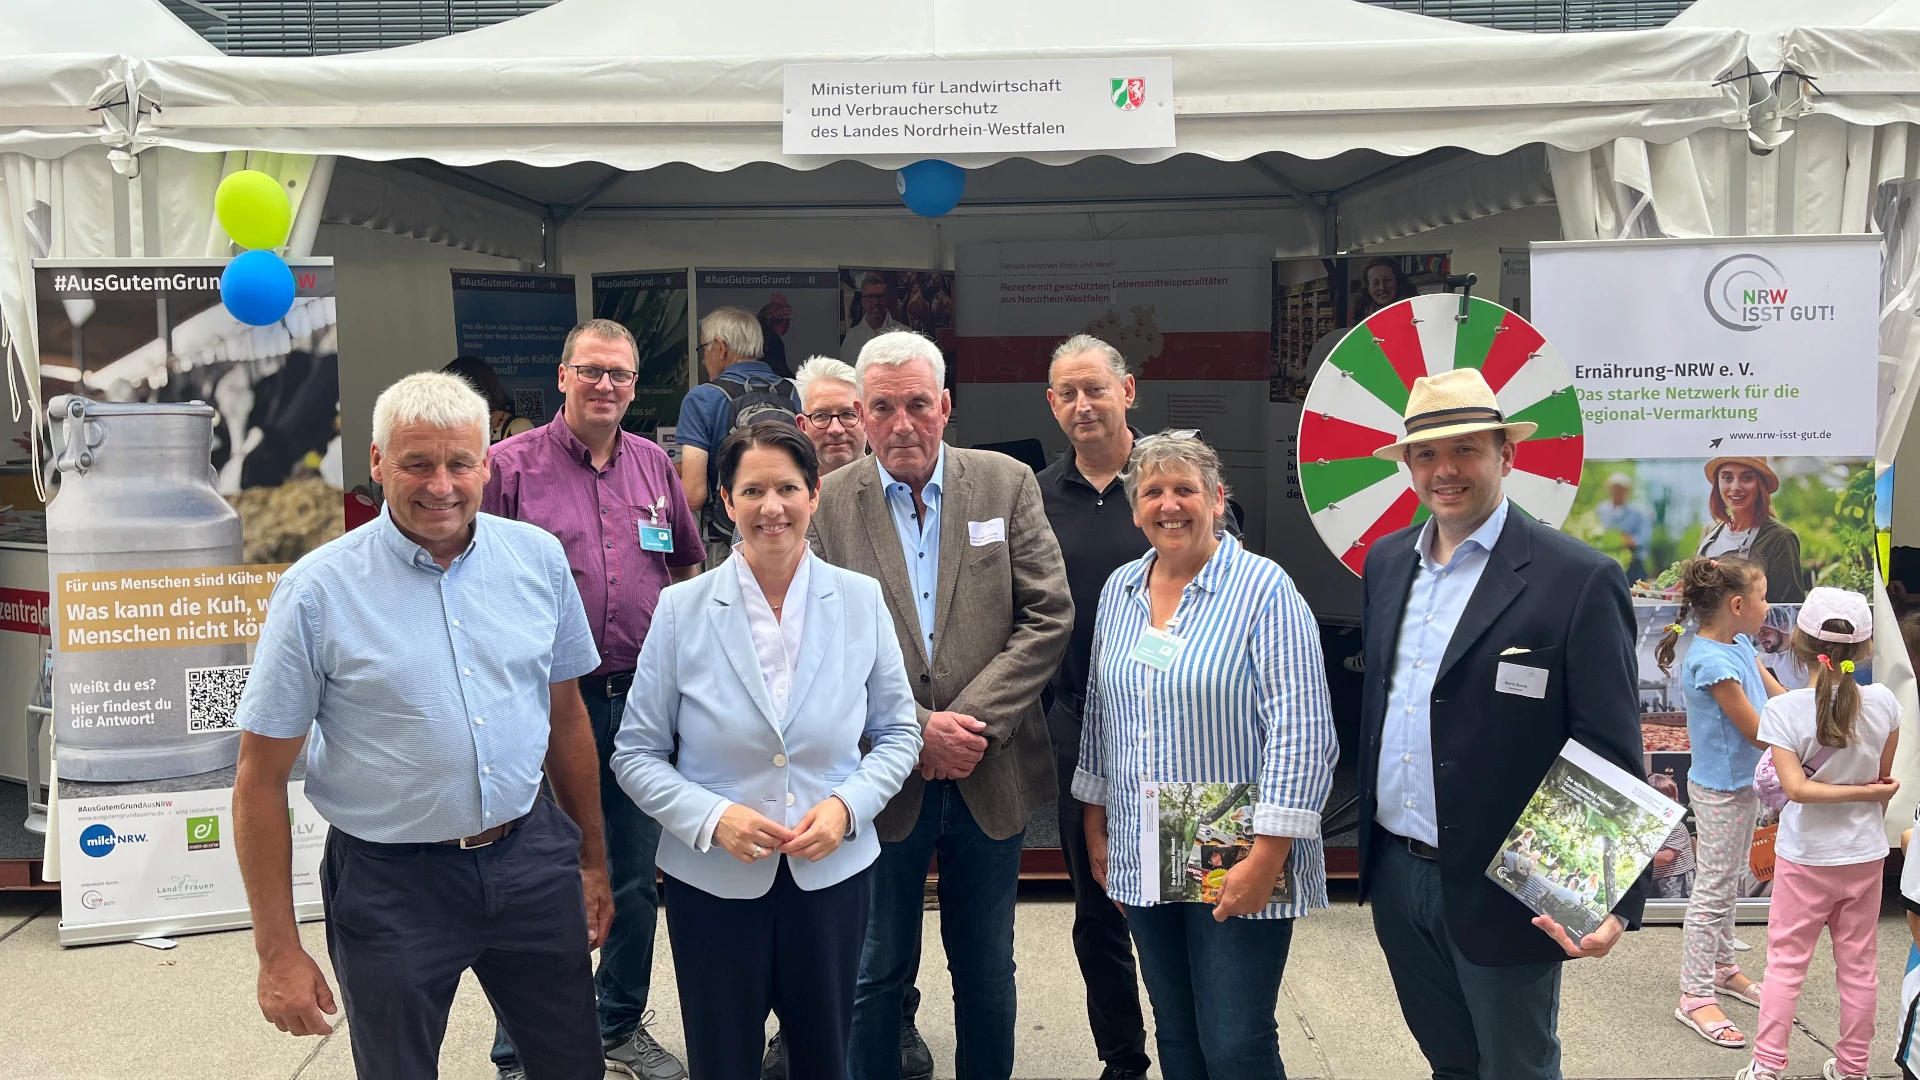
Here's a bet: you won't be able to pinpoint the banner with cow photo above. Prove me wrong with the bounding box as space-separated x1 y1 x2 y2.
34 258 340 944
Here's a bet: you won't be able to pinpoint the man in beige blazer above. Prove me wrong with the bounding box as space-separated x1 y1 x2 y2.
811 331 1071 1080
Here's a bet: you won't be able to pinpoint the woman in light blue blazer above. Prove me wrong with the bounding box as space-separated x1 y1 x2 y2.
612 421 921 1080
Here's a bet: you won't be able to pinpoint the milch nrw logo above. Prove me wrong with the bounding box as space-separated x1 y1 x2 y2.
1112 78 1145 112
79 823 148 858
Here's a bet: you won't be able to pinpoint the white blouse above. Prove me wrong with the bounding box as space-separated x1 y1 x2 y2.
734 550 810 724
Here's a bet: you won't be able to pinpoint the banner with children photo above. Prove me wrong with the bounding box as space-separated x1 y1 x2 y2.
1534 236 1885 924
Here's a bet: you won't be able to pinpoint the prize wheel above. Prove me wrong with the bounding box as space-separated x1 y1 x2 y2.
1297 293 1584 576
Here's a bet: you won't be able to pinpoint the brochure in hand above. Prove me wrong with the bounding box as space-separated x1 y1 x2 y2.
1487 739 1684 938
1140 782 1293 906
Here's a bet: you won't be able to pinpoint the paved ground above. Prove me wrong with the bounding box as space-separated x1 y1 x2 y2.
0 883 1914 1079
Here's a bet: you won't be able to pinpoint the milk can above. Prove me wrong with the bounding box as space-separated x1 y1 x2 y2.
46 395 248 782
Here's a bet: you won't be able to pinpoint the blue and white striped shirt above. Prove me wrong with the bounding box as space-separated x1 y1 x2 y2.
235 507 601 843
1073 534 1339 918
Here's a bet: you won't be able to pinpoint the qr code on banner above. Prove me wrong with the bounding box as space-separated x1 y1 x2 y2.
513 389 544 422
186 664 251 733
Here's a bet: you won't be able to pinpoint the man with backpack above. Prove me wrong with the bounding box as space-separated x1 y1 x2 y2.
675 305 801 567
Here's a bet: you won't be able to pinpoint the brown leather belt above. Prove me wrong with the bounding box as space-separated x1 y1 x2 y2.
1390 832 1440 861
437 811 531 849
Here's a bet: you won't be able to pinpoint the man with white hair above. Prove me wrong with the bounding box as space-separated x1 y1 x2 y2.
794 355 867 475
232 371 612 1080
838 272 910 364
810 330 1072 1080
678 305 800 567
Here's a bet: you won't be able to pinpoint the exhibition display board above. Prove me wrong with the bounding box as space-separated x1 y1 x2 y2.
450 271 578 431
1534 235 1884 916
33 258 341 944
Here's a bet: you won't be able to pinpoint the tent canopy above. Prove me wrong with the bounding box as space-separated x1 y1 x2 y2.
127 0 1749 172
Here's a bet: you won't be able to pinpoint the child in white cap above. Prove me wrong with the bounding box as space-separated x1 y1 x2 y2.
1739 587 1901 1080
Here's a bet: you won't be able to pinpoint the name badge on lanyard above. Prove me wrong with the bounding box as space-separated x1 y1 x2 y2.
1131 624 1186 671
638 494 674 553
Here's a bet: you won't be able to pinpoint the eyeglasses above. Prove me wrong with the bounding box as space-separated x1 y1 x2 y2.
565 364 637 387
806 409 860 429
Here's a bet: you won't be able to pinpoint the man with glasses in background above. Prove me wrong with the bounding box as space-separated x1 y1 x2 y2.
677 306 801 567
794 355 867 475
484 319 704 1080
838 272 910 365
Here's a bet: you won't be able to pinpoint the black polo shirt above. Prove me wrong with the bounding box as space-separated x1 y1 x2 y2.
1039 441 1150 718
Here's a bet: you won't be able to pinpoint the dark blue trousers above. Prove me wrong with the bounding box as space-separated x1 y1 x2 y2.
321 796 603 1080
1124 903 1294 1080
663 860 872 1080
493 677 663 1069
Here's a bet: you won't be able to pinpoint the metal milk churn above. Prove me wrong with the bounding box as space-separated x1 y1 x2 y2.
45 395 248 782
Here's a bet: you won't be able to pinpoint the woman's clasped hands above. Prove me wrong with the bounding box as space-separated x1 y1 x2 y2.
713 797 852 864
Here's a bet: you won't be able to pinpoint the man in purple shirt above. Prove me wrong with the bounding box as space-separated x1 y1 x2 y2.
483 318 702 1080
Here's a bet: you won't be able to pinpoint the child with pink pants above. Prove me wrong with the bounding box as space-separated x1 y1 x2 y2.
1740 588 1901 1080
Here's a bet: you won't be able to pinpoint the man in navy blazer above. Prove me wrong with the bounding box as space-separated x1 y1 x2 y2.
1355 369 1646 1080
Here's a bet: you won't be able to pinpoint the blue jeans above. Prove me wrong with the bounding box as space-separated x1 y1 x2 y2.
851 779 1023 1080
493 677 663 1070
1124 903 1294 1080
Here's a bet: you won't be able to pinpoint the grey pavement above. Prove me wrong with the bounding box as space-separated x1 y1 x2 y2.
0 885 1914 1079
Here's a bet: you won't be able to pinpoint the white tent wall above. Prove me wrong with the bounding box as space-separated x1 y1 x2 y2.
313 222 523 490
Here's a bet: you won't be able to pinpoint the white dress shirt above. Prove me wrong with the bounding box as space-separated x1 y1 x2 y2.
1375 499 1511 847
695 551 812 850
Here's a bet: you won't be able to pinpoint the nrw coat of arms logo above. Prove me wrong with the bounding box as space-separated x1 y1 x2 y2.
1111 78 1146 111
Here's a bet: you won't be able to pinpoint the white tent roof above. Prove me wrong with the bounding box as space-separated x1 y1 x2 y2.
127 0 1749 172
0 0 220 158
1672 0 1920 127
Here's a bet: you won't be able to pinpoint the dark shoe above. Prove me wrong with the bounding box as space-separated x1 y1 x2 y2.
761 1031 787 1080
605 1014 688 1080
1099 1068 1149 1080
901 1021 934 1080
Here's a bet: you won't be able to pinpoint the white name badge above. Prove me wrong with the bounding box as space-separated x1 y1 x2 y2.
639 522 674 553
1496 662 1549 699
1131 625 1187 671
968 517 1007 546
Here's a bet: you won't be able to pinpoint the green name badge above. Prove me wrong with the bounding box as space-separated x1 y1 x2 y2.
1130 625 1186 671
639 523 674 553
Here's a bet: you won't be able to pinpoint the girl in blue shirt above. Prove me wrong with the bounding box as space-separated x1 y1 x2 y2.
1656 555 1786 1049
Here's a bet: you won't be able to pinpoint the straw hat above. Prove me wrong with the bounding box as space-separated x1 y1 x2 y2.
1371 368 1537 461
1702 456 1779 493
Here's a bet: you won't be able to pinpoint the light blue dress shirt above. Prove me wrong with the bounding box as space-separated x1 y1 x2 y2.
1073 535 1338 918
235 507 601 843
1374 499 1511 847
875 443 945 664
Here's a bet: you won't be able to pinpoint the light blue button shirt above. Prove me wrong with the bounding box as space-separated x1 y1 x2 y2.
235 507 600 843
875 443 945 664
1375 499 1511 847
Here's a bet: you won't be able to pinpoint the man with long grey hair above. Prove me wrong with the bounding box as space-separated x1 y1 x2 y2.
233 371 611 1080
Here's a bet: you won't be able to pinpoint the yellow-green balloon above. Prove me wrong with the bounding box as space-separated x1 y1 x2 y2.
215 169 293 251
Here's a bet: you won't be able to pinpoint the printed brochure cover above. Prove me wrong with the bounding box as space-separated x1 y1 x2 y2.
1487 739 1683 937
1140 782 1292 906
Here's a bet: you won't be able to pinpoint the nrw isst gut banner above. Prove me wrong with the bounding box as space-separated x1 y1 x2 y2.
1532 235 1882 922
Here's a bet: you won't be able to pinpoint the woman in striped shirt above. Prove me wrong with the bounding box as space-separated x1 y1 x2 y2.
1075 431 1339 1080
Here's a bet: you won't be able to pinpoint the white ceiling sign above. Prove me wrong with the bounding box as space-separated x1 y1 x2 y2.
782 57 1175 157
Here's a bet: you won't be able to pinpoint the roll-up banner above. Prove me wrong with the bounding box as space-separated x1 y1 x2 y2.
954 235 1272 552
1532 235 1882 921
34 258 343 945
450 270 578 432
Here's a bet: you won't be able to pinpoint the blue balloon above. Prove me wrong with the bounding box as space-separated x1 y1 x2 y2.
221 249 296 326
896 159 966 217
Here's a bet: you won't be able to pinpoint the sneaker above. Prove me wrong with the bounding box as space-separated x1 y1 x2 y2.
1822 1058 1866 1080
1736 1063 1782 1080
761 1032 787 1080
902 1020 935 1080
605 1016 688 1080
495 1069 527 1080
